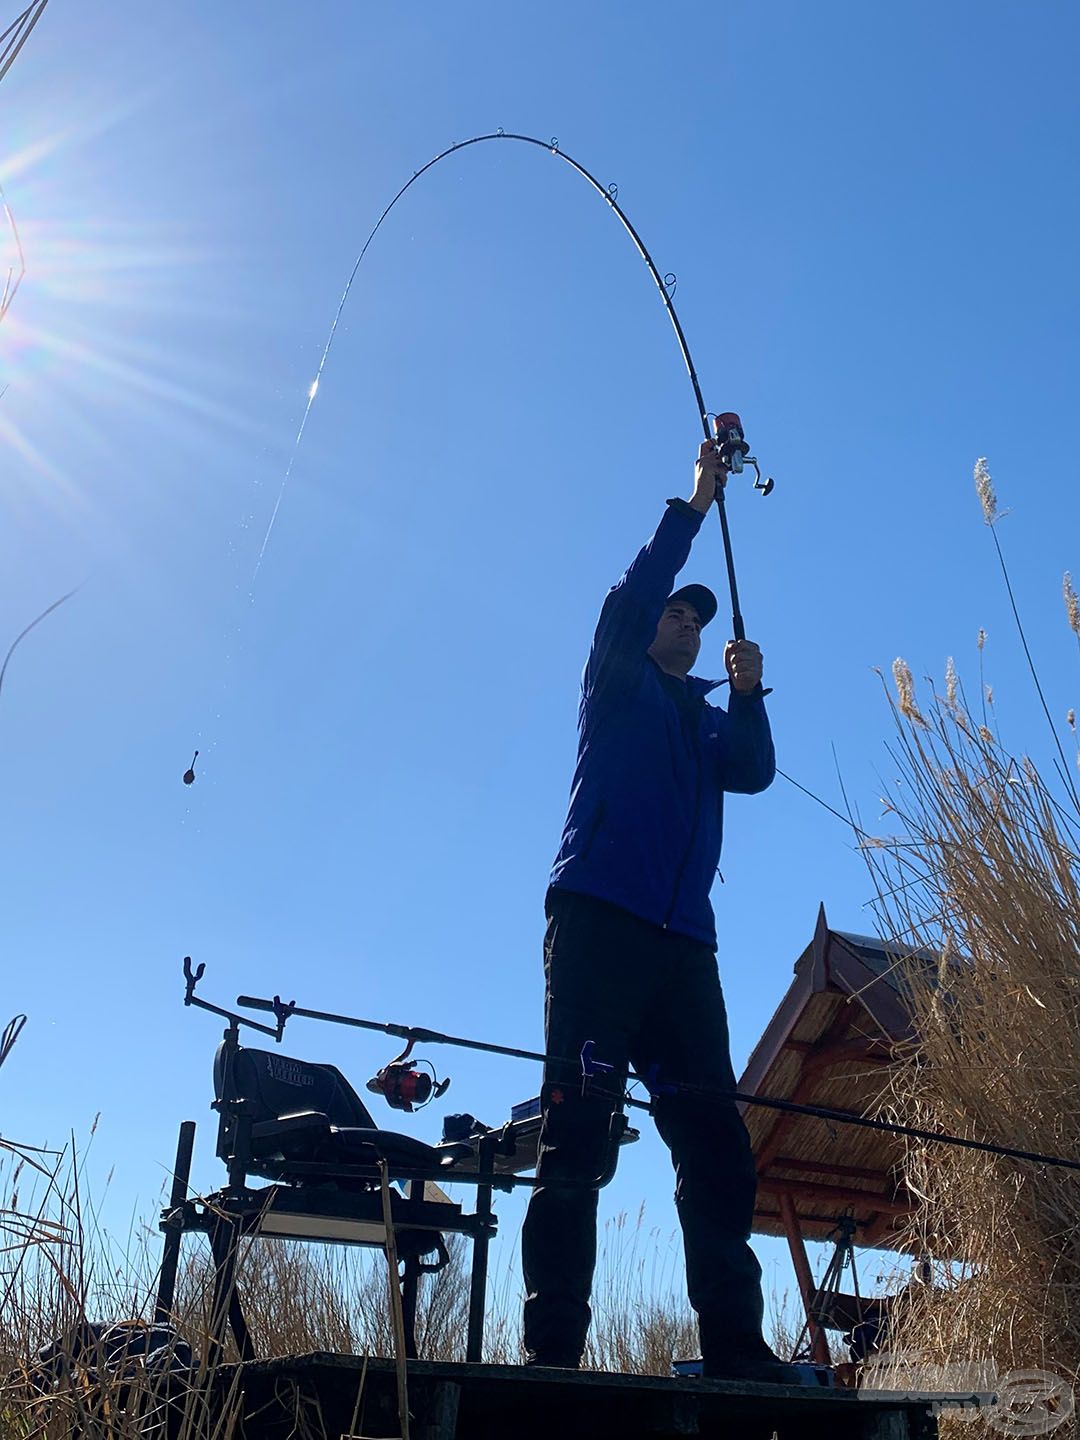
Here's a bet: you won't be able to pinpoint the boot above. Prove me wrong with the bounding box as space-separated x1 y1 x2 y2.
700 1327 816 1386
523 1350 582 1370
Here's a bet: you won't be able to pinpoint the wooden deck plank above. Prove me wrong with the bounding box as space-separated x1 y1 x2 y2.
203 1352 994 1440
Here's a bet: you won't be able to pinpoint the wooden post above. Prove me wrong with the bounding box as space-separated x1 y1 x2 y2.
155 1119 195 1323
777 1189 831 1367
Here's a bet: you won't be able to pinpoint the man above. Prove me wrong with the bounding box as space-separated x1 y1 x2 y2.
522 439 801 1383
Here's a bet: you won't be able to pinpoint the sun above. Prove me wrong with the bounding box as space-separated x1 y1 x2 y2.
0 104 277 528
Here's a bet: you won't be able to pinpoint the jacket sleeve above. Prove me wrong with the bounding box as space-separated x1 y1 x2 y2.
584 499 704 698
716 686 776 794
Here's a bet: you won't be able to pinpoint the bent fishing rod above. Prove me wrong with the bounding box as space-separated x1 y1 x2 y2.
290 130 774 644
193 132 779 783
235 988 1080 1176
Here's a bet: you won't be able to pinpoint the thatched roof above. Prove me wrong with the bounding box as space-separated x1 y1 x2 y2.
739 905 924 1250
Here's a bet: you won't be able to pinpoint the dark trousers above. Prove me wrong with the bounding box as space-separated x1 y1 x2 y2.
521 889 765 1364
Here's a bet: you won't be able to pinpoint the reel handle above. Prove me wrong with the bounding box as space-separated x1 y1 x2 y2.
712 412 773 496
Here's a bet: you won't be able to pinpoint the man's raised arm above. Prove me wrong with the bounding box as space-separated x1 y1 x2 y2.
586 441 726 693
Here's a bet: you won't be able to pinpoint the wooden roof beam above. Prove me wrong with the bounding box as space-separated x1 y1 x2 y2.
799 1037 895 1077
771 1155 896 1184
757 1177 914 1218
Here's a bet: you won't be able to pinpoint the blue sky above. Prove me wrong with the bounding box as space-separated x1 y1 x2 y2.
3 1 1080 1334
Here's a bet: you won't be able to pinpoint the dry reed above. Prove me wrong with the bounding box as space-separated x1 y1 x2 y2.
170 1209 698 1373
859 665 1080 1435
1 1125 715 1440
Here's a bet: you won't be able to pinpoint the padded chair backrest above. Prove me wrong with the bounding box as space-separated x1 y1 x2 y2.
214 1043 377 1135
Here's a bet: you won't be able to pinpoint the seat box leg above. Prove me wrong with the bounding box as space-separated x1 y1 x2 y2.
208 1216 254 1363
402 1254 420 1360
466 1137 496 1363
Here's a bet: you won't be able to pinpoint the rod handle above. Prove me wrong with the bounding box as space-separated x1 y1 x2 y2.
236 995 274 1013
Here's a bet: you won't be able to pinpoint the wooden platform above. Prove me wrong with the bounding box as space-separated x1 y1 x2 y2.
211 1352 994 1439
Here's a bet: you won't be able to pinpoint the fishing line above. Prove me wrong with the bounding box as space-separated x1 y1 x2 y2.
251 130 711 578
198 130 771 787
199 111 891 860
248 130 764 638
206 133 857 877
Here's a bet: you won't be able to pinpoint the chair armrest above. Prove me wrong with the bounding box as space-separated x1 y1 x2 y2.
251 1111 331 1144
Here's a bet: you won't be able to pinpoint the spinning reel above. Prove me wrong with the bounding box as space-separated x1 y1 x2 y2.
712 412 774 497
366 1037 451 1113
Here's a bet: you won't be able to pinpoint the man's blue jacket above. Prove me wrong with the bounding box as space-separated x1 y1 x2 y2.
549 498 775 948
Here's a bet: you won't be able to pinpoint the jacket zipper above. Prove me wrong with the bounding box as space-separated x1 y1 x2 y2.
662 704 705 929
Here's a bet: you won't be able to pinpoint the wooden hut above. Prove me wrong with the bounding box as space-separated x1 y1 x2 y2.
738 905 927 1365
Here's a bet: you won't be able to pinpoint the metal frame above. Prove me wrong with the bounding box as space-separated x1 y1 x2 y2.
157 965 627 1364
155 1017 505 1363
155 1115 503 1364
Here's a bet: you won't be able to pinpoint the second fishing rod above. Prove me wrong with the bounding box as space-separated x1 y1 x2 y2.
235 989 1080 1176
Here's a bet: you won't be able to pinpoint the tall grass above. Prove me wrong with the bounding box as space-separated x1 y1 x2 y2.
171 1206 699 1372
856 458 1080 1432
1 1137 243 1440
1 1132 708 1439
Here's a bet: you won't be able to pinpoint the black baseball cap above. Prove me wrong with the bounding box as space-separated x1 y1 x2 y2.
664 584 717 628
